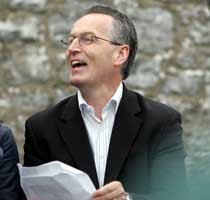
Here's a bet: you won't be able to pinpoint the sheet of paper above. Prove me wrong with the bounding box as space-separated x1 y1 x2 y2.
18 161 96 200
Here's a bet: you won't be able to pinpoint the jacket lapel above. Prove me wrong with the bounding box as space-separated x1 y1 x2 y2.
104 87 143 184
57 95 99 188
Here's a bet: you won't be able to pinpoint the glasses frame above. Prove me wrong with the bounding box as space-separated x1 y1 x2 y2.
61 33 123 48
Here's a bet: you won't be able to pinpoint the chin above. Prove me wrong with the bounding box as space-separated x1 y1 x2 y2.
69 78 84 88
70 80 80 87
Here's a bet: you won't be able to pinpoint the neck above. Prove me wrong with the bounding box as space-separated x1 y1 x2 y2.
79 82 121 119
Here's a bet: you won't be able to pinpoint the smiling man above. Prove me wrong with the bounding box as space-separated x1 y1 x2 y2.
23 5 188 200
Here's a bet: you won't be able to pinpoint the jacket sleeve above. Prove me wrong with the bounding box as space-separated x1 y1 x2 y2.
130 111 189 200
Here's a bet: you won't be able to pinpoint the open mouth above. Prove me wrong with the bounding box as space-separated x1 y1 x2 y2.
71 60 87 68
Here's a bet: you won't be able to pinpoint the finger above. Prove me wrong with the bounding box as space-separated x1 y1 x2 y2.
92 181 126 200
103 189 126 200
92 181 121 197
92 185 113 198
92 191 127 200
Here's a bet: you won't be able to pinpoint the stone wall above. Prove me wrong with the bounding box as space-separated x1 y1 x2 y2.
0 0 210 198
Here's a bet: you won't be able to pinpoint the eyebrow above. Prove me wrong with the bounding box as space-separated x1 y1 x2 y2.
68 31 96 37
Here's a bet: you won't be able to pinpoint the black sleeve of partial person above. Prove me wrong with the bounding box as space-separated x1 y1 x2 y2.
0 126 21 200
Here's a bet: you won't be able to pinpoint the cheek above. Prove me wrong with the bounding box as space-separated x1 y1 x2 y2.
65 50 70 62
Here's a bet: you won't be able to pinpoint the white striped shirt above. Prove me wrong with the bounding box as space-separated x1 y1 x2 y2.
77 83 123 187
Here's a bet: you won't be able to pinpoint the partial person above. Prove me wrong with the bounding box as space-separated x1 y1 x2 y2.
23 5 188 200
0 122 21 200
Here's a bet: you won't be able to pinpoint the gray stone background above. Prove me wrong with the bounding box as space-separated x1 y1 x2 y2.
0 0 210 199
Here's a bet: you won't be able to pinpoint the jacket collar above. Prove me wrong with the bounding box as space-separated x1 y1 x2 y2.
58 85 143 188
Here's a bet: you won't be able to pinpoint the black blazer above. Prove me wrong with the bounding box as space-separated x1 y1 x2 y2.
0 124 21 200
24 86 188 200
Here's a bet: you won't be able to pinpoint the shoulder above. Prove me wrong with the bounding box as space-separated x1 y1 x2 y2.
128 89 181 122
26 94 77 124
0 123 14 144
0 123 17 159
127 90 183 148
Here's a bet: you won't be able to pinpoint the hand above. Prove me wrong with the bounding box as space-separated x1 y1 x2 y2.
92 181 127 200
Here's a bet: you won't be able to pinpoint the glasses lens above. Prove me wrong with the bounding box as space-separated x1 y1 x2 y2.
80 34 94 45
61 34 97 47
68 36 75 45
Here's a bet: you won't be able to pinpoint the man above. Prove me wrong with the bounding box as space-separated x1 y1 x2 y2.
0 123 21 200
23 5 188 200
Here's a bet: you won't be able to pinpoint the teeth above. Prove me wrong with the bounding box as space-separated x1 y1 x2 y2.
71 60 86 66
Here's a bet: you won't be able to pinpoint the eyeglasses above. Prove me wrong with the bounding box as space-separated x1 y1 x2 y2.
61 33 123 48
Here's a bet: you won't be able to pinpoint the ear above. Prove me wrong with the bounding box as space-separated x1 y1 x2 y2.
113 45 129 66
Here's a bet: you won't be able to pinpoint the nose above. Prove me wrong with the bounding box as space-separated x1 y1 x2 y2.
67 37 81 53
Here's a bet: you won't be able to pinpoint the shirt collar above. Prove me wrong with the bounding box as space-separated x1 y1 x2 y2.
77 82 123 114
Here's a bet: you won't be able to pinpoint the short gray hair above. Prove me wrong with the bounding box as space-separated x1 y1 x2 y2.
84 5 138 79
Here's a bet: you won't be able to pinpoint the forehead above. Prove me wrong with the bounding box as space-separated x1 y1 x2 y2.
70 13 113 35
